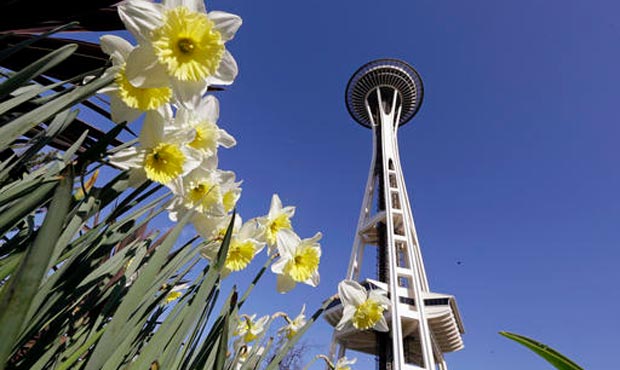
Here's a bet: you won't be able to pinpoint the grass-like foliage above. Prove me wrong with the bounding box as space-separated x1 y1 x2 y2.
0 12 327 370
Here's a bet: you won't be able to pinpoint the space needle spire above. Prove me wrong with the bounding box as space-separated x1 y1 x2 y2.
324 59 465 370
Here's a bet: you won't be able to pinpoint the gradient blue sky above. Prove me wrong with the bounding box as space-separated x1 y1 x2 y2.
85 0 620 368
205 1 620 369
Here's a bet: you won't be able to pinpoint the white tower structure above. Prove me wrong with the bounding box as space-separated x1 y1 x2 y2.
324 59 465 370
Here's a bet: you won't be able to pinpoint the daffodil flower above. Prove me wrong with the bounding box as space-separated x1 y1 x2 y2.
279 304 306 339
109 107 201 185
271 229 321 293
258 194 296 252
118 0 241 107
200 218 264 275
336 280 391 332
192 212 237 242
234 314 269 343
99 35 172 123
167 162 228 217
174 95 236 159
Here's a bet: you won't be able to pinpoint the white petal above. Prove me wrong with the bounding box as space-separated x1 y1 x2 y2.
270 257 288 274
305 270 320 287
338 280 367 307
163 0 205 12
276 274 296 293
281 205 295 218
369 290 391 307
218 128 236 148
336 305 356 331
118 0 164 43
207 50 238 86
180 147 203 175
109 147 142 169
140 110 165 147
196 95 219 123
125 46 170 88
275 229 300 257
100 35 133 60
374 316 389 332
172 79 208 109
209 11 242 42
268 194 283 218
110 95 142 124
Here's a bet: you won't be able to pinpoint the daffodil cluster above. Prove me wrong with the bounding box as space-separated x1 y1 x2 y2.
102 1 322 295
101 0 242 231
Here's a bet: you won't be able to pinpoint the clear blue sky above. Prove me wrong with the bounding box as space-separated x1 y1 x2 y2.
208 0 620 369
86 0 620 368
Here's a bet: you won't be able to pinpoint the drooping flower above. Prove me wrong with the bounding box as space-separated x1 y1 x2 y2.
257 194 295 252
336 280 390 332
118 0 242 107
271 229 321 293
279 304 306 339
99 35 172 123
234 314 269 343
174 95 236 159
109 107 201 185
200 218 264 275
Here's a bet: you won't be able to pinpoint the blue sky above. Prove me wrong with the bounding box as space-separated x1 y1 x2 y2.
79 0 620 368
204 0 620 369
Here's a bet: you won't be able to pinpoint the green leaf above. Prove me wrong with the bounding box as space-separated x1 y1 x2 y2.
0 44 77 100
500 331 584 370
84 208 194 370
0 22 78 62
0 179 58 236
0 171 73 369
0 69 114 149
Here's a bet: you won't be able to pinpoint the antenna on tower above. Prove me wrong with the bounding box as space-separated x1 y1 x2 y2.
324 59 464 370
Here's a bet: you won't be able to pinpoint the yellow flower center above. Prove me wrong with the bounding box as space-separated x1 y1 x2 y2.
152 6 224 81
352 298 385 330
144 143 185 184
266 214 291 245
283 245 319 282
222 190 238 212
189 122 218 152
187 180 220 212
225 240 256 272
115 65 171 111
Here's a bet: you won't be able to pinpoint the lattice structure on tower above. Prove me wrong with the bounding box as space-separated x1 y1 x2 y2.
323 59 465 370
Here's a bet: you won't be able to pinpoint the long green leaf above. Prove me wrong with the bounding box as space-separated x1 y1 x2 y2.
500 331 584 370
0 44 77 100
84 208 194 370
0 171 73 370
0 70 114 149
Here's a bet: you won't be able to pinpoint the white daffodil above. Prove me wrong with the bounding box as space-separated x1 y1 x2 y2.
234 314 269 343
200 218 265 275
118 0 242 107
333 356 357 370
271 229 321 293
99 35 172 123
174 95 236 159
167 159 232 218
279 304 306 340
257 194 295 252
336 280 391 332
192 212 237 242
109 107 201 185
